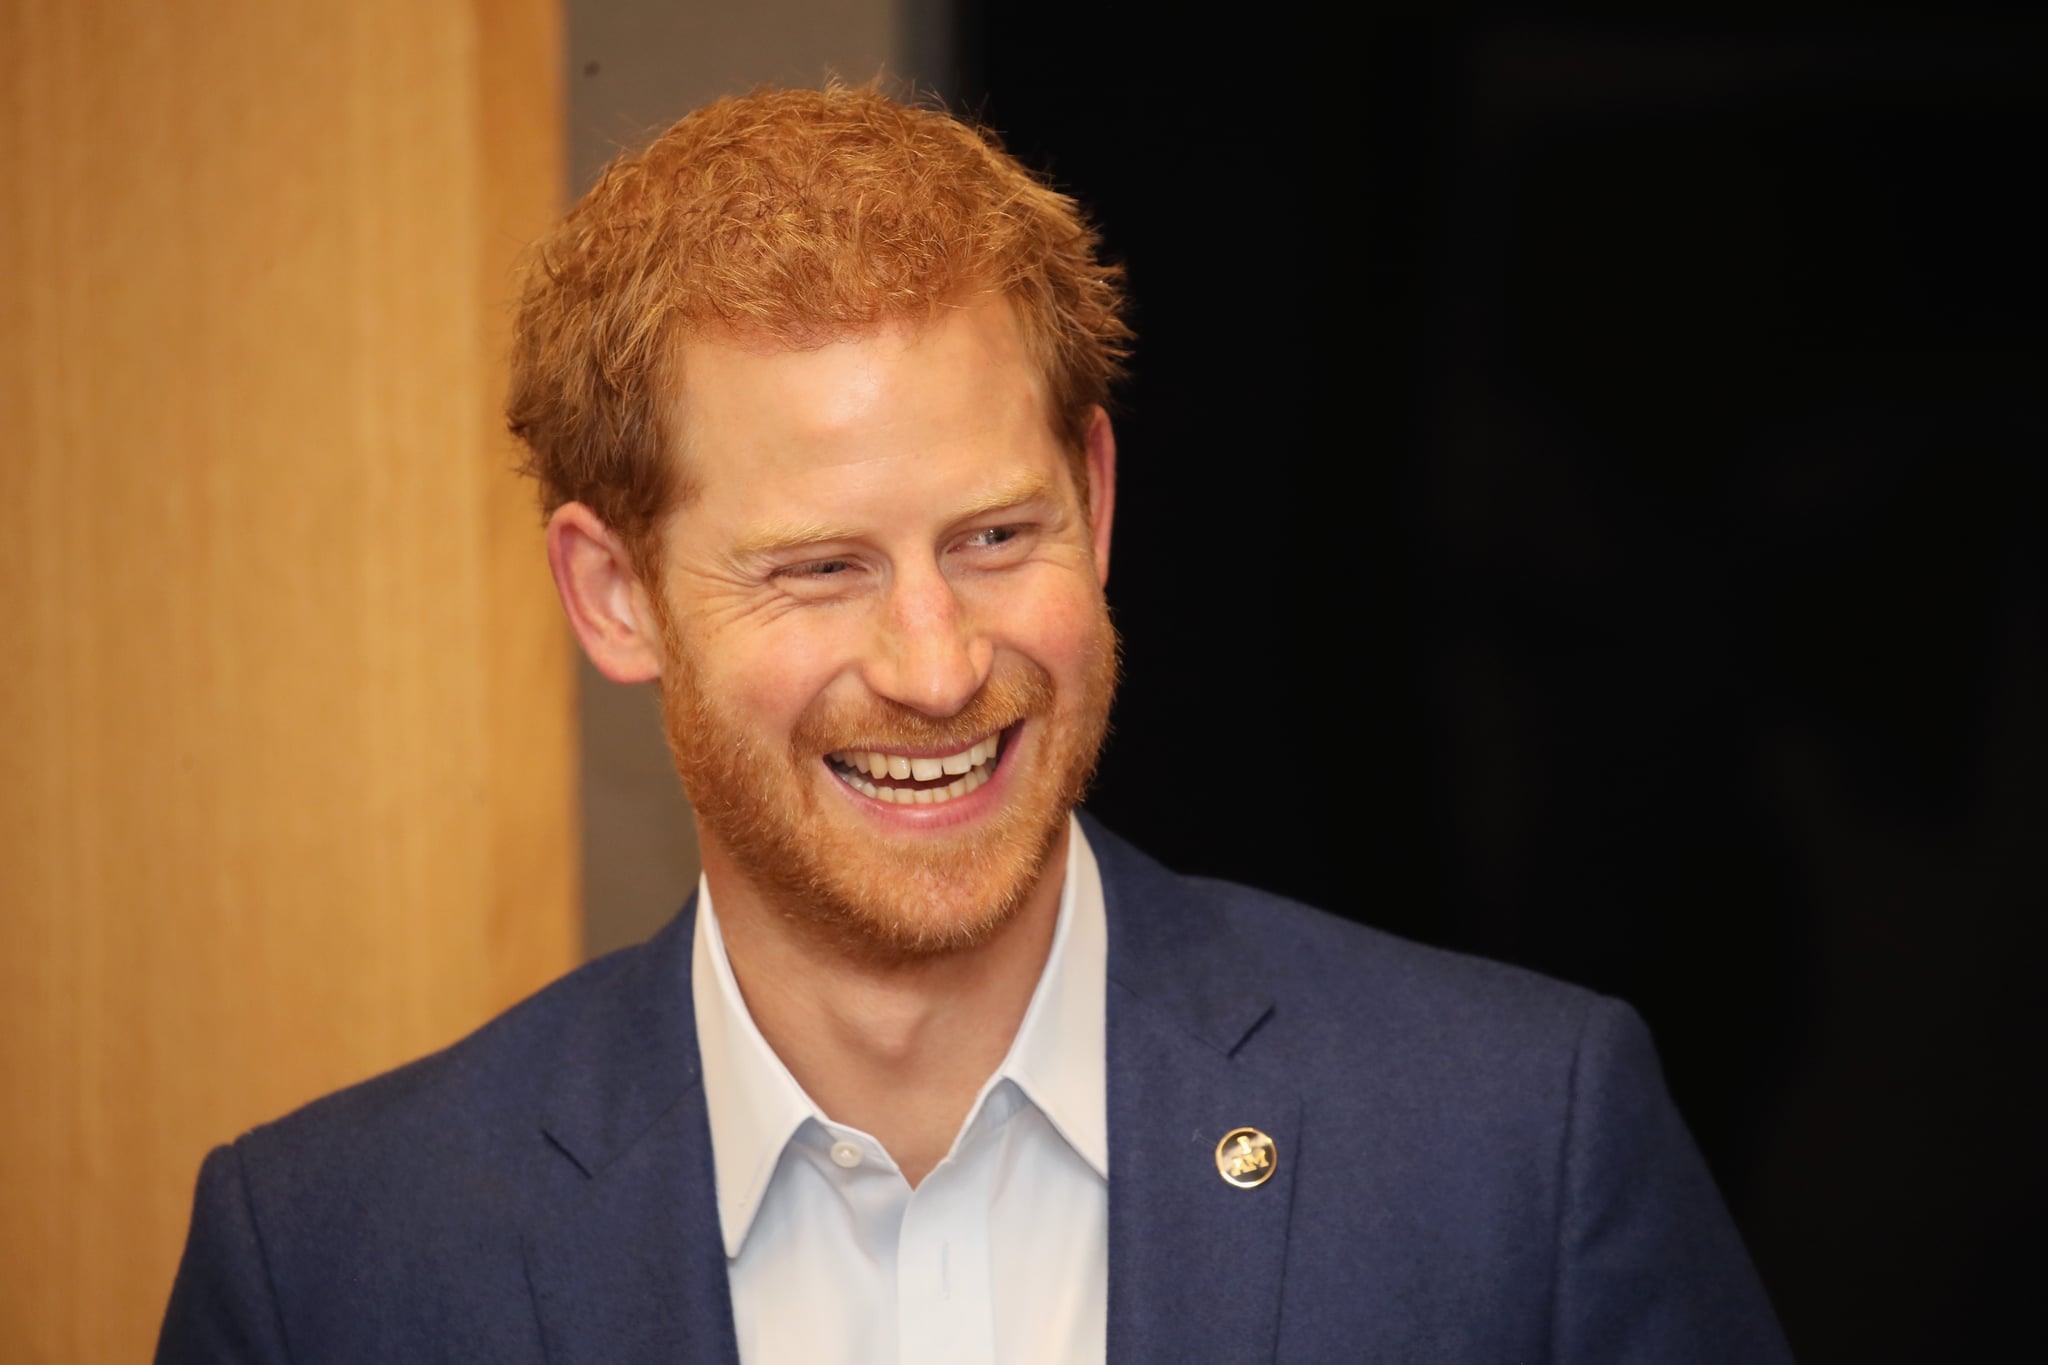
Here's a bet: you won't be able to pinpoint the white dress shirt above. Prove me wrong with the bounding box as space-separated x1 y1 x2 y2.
691 816 1109 1365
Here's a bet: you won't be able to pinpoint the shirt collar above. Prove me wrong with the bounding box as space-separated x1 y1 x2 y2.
993 817 1109 1180
691 813 1109 1259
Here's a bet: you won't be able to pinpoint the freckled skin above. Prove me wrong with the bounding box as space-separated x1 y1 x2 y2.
650 298 1119 961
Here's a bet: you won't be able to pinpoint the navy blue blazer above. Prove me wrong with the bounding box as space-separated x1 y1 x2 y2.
159 817 1793 1362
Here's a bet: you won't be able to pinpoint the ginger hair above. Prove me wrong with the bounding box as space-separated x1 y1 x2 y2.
506 82 1132 572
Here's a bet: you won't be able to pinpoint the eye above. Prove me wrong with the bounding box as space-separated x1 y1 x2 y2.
769 555 868 597
963 524 1024 550
782 558 853 577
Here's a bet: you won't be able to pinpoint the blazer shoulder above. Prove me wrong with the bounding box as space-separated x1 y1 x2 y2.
1204 873 1603 1034
1084 809 1607 1047
232 909 691 1176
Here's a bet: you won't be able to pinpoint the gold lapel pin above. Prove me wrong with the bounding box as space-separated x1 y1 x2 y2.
1215 1127 1278 1188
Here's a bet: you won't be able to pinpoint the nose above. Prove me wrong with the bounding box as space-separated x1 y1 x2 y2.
862 559 993 717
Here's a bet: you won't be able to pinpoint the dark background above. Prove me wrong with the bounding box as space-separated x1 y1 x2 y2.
956 12 2047 1363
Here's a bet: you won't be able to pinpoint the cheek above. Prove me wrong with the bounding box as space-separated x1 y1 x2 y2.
687 621 851 737
995 577 1112 679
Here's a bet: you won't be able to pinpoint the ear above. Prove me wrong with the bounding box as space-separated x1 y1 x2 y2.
1081 405 1117 589
545 502 665 683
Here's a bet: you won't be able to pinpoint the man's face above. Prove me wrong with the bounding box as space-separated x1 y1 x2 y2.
648 299 1118 957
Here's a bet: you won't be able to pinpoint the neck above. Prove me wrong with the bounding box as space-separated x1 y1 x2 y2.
702 822 1070 1187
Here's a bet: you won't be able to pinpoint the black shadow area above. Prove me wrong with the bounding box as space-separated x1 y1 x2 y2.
956 12 2048 1363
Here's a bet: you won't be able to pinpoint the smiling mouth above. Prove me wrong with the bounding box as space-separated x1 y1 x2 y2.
825 730 1007 805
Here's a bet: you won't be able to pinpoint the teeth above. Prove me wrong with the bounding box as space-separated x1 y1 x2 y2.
832 755 995 805
909 756 944 781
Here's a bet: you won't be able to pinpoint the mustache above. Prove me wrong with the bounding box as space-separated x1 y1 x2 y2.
789 661 1054 757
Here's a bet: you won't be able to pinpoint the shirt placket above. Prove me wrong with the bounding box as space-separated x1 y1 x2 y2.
893 1108 999 1365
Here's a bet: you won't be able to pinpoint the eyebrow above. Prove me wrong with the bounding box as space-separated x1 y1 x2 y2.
729 470 1062 561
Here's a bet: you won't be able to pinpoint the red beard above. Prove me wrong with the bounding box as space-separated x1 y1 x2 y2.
652 604 1119 960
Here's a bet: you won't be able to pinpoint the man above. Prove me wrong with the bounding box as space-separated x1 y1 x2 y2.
158 84 1793 1363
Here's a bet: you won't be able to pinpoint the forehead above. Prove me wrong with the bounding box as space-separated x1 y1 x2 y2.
667 300 1064 516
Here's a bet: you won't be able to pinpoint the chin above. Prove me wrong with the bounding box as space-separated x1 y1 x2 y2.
798 819 1068 959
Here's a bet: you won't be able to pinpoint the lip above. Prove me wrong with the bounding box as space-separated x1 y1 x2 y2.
821 721 1023 829
826 729 1003 763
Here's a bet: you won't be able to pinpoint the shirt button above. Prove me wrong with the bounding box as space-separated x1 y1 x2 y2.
829 1140 863 1169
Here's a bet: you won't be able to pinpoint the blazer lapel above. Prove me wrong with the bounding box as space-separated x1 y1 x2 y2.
1090 817 1300 1364
520 823 1301 1364
523 906 742 1365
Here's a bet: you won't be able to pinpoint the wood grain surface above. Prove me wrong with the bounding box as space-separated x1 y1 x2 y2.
0 2 573 1359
